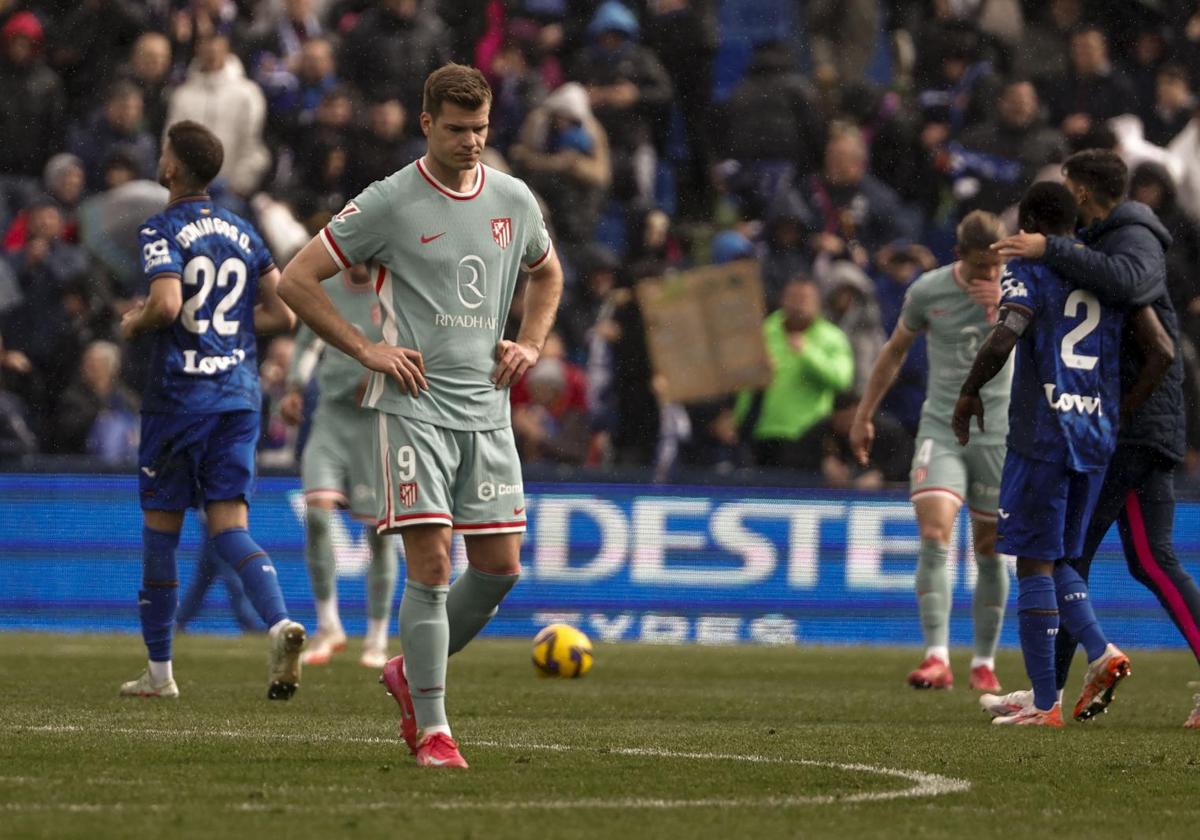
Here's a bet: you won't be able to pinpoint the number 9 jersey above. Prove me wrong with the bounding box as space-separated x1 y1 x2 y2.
138 198 276 415
999 257 1125 472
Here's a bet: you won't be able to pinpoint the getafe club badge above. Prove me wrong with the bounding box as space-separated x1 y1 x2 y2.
491 217 512 249
398 483 419 508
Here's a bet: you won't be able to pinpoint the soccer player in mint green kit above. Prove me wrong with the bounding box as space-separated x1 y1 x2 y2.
279 262 398 670
850 211 1012 692
280 64 563 769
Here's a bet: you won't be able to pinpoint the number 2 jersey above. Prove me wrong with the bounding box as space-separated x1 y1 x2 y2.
138 197 276 414
999 258 1124 472
321 159 552 432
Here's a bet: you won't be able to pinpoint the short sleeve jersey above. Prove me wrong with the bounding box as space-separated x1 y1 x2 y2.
289 273 383 405
321 160 552 431
138 198 276 414
901 264 1011 445
999 258 1124 471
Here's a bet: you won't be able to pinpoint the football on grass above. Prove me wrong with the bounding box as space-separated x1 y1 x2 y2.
531 624 593 678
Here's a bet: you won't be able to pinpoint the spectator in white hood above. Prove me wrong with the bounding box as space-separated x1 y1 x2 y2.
165 34 270 198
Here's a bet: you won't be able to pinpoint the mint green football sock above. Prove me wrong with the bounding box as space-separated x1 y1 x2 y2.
366 530 397 622
916 539 951 654
399 580 450 732
304 506 336 603
446 566 519 656
972 553 1010 660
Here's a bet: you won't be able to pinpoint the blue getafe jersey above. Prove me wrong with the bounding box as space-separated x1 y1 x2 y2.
137 198 275 414
1000 258 1124 472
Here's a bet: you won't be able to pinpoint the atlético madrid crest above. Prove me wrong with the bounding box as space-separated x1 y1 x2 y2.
491 217 512 249
397 482 418 508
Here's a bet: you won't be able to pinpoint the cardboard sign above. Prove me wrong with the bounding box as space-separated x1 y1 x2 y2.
635 260 772 404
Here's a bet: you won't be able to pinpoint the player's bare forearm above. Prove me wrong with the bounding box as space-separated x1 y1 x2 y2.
857 326 916 421
493 249 564 390
1122 305 1176 421
123 275 182 339
953 322 1018 445
279 237 370 360
280 236 427 396
253 268 296 335
961 322 1018 398
851 326 915 465
518 250 564 352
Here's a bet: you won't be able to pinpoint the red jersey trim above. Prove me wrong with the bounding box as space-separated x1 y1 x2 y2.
416 158 485 201
321 227 350 270
524 242 553 271
374 264 387 295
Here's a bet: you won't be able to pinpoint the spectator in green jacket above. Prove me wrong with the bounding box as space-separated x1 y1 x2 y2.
735 275 855 469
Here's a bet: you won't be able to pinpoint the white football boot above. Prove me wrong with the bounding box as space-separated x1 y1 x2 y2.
980 688 1033 718
120 669 179 699
267 620 307 700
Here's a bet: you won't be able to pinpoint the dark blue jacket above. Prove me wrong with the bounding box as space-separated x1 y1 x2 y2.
1043 201 1184 463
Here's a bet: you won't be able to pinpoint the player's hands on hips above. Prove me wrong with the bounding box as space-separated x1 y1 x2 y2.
952 393 985 446
991 231 1047 260
492 339 540 389
279 390 304 426
358 340 427 398
849 416 874 467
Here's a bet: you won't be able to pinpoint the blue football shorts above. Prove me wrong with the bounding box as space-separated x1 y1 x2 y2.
138 410 259 511
996 449 1107 561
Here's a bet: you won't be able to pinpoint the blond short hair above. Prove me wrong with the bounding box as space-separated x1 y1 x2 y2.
956 210 1007 255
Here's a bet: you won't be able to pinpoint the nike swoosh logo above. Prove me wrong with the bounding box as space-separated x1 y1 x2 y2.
424 756 452 766
417 686 444 694
513 507 525 516
138 599 152 605
997 509 1010 519
141 467 157 478
420 232 446 244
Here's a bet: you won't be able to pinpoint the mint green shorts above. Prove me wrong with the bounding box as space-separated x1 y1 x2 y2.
374 412 526 535
909 435 1004 520
300 401 378 519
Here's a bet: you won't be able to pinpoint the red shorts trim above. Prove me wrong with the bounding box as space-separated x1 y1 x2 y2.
376 511 454 533
910 487 965 505
305 488 349 506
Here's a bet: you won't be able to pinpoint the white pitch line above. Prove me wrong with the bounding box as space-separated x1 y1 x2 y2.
14 723 395 745
6 725 971 811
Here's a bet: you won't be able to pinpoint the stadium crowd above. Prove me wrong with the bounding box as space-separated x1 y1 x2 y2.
3 0 1200 486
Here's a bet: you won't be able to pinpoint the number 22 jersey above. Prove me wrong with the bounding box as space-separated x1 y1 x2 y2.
138 197 276 415
999 258 1124 472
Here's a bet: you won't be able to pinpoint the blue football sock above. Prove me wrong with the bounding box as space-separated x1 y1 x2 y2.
140 527 180 662
1017 574 1060 712
1053 562 1108 662
209 528 287 628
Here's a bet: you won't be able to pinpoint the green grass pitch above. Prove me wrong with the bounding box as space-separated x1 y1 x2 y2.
2 633 1198 839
